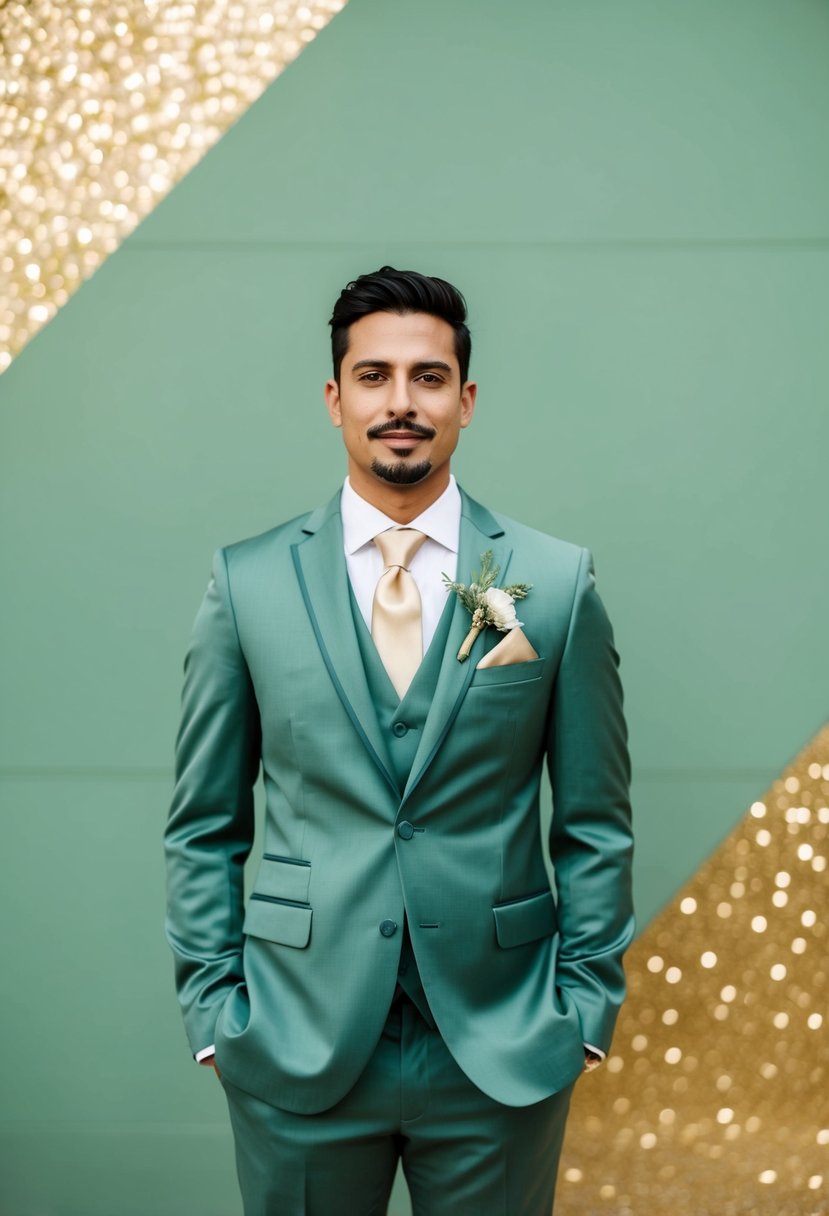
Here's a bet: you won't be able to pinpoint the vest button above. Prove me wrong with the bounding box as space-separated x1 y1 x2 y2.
397 821 415 840
392 721 409 737
379 919 398 937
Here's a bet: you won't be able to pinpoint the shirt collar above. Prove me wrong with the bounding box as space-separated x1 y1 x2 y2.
340 474 461 556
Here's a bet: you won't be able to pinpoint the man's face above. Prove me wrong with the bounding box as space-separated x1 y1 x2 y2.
324 310 476 496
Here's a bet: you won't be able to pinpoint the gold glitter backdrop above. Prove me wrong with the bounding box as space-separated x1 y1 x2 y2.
561 722 829 1216
0 0 346 373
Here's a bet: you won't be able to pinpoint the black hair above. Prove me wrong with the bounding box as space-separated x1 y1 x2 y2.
328 266 471 384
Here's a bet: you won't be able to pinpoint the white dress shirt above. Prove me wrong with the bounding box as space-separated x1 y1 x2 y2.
340 473 459 648
196 474 603 1065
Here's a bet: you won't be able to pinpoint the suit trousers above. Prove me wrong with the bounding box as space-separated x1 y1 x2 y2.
220 994 576 1216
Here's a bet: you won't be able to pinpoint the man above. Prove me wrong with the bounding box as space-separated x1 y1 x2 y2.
164 266 634 1215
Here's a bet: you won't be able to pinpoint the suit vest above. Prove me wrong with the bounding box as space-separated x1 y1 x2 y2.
348 583 456 1029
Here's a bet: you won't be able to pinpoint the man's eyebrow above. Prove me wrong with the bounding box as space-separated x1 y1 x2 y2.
350 359 454 374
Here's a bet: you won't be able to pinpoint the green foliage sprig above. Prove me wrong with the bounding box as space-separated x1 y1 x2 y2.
442 550 532 661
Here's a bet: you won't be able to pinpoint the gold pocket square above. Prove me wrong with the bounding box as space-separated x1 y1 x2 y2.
475 627 539 670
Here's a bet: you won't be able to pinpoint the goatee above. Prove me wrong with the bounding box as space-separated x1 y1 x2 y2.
371 457 433 486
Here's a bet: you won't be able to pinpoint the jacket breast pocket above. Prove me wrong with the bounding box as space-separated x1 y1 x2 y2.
492 889 558 948
469 657 546 689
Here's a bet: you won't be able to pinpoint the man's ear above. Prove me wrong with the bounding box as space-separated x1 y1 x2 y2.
323 378 342 427
460 380 478 428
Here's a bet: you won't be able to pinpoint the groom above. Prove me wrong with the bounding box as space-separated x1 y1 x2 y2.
164 266 634 1215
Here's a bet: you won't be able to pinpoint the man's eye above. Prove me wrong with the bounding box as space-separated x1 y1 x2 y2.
360 372 384 382
418 374 442 384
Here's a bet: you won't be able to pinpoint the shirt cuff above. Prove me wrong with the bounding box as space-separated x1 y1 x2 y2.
195 1045 216 1062
583 1042 606 1059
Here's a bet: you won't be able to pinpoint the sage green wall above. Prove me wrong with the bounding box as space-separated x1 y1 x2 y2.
2 1 827 1212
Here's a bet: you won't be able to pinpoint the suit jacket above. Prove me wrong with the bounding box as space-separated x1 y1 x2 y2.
164 486 634 1114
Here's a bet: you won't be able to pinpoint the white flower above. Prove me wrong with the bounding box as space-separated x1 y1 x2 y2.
483 586 522 631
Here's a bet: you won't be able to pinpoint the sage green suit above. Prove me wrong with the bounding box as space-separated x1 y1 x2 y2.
164 486 633 1126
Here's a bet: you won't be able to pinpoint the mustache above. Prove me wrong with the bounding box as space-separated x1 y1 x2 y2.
366 419 437 440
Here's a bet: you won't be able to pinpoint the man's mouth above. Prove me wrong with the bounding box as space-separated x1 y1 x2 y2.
376 432 424 450
366 421 436 452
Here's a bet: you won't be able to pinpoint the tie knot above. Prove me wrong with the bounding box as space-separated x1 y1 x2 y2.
373 528 427 572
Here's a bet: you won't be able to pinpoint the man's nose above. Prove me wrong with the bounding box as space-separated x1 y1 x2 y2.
387 375 415 417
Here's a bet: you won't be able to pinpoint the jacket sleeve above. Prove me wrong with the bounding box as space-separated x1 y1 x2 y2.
164 546 261 1056
546 546 635 1055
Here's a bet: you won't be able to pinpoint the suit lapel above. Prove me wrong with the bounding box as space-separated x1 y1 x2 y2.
291 492 398 798
400 489 513 807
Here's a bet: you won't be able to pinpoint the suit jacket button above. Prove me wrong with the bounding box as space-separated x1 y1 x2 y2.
392 721 409 737
379 920 398 937
397 821 415 840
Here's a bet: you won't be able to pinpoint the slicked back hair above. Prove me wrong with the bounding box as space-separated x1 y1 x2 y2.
328 266 471 385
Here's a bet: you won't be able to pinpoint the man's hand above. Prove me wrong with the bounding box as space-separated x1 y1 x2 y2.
582 1049 602 1074
199 1056 222 1079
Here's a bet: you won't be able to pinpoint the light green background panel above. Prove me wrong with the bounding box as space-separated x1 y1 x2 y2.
133 0 829 244
1 0 828 1213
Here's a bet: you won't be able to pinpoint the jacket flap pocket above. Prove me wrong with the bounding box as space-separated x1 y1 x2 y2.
256 854 311 904
493 889 557 948
244 897 312 948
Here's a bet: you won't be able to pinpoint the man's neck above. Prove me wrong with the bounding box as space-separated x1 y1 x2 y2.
345 466 452 524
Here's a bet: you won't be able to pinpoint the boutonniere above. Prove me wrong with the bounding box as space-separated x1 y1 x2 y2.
442 550 532 662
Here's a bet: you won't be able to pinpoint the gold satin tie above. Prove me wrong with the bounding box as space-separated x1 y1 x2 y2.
371 528 428 699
